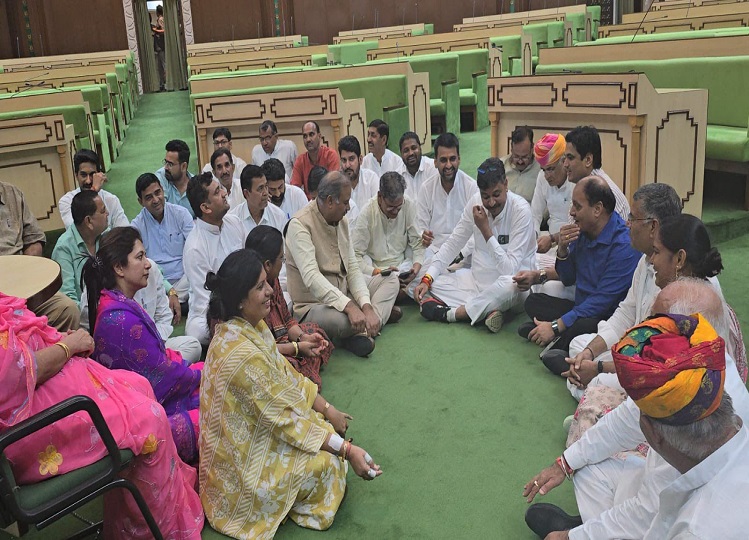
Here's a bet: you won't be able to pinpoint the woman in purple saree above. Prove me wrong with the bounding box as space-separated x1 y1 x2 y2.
82 227 202 464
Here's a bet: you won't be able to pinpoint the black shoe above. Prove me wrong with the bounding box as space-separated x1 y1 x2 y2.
343 334 375 357
419 297 449 322
525 503 582 538
517 320 536 340
541 349 570 376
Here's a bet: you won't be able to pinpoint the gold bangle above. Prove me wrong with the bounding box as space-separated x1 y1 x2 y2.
324 401 330 412
168 288 178 297
55 342 71 360
292 341 299 357
556 252 569 261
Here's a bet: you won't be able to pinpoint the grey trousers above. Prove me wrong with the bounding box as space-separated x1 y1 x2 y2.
299 274 399 339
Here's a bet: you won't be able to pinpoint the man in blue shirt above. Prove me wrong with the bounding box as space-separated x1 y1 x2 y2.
516 176 640 374
131 172 194 311
154 139 195 217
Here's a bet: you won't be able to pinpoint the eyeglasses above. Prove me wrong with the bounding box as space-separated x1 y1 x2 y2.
477 166 502 174
163 159 178 168
213 138 230 147
627 213 654 223
259 134 276 143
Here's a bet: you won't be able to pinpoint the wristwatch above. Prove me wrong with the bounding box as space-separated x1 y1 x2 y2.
168 288 178 298
550 320 560 336
538 269 548 284
597 360 604 374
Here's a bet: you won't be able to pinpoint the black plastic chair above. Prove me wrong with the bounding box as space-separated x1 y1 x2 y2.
0 395 163 539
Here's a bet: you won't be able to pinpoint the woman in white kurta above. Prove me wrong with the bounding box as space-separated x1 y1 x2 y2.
199 249 382 539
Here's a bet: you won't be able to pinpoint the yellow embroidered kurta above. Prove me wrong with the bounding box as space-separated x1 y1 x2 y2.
199 317 346 539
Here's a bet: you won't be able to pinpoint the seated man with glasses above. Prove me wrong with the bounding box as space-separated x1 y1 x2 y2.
202 127 247 181
251 120 297 177
501 126 541 205
414 158 536 334
155 139 196 217
58 149 128 230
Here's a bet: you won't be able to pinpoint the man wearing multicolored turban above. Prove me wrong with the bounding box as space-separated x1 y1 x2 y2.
522 280 749 540
501 126 541 205
611 312 749 539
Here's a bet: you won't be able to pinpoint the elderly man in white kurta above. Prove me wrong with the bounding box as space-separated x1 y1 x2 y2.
183 172 246 345
415 132 478 271
522 280 749 540
352 172 424 294
414 158 535 333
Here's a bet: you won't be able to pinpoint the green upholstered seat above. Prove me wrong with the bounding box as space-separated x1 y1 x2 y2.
707 126 749 162
0 105 93 151
577 26 749 46
490 36 522 75
329 41 378 65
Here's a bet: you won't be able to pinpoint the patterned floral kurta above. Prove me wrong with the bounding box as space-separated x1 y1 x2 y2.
199 317 347 539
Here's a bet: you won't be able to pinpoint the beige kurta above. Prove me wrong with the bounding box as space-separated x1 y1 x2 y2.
199 317 347 539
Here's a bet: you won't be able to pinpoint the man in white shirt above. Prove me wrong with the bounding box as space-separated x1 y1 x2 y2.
58 149 129 230
285 171 400 357
522 279 749 540
399 131 438 200
251 120 298 177
183 172 246 344
229 164 287 237
414 157 535 333
263 158 307 221
502 126 541 205
207 148 243 210
361 119 406 177
352 171 424 297
201 127 247 179
415 132 479 270
564 125 629 221
563 183 683 400
338 135 379 225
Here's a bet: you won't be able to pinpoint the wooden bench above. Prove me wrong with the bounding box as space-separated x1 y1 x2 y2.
193 87 367 171
187 46 330 76
622 0 749 22
487 72 708 216
0 114 76 231
600 9 749 37
186 36 305 57
189 62 430 163
334 24 431 44
651 0 746 10
455 5 585 31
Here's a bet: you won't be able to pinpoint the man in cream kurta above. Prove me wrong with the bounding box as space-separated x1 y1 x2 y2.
285 172 399 356
352 172 425 294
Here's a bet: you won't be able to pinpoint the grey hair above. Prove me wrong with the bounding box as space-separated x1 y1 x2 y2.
316 170 348 203
649 393 740 462
664 277 729 339
633 183 682 222
379 172 406 201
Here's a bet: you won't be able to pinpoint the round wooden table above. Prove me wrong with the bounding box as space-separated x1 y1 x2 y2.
0 255 62 311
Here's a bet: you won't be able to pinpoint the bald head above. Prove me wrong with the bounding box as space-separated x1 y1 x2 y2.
652 277 728 338
579 175 615 216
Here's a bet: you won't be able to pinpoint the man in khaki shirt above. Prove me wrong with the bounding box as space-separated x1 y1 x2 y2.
502 126 541 205
285 171 400 357
0 181 80 330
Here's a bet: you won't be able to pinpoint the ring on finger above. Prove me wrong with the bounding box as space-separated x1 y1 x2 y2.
533 480 539 488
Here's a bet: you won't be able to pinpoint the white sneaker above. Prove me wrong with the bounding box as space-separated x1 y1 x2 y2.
484 310 504 333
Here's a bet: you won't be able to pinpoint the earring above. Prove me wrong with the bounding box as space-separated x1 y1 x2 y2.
675 266 681 279
238 304 243 311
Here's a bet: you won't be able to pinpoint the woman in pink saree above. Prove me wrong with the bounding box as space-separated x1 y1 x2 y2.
0 292 204 538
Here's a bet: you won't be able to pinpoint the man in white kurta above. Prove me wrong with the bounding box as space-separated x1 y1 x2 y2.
362 119 406 177
251 120 298 178
414 158 536 330
204 147 244 210
338 135 379 226
228 165 288 237
183 173 246 344
522 280 749 540
352 172 424 291
59 149 128 229
415 133 478 270
263 158 308 221
201 127 247 182
399 131 438 200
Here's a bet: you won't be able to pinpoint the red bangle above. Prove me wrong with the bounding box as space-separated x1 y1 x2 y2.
421 274 434 287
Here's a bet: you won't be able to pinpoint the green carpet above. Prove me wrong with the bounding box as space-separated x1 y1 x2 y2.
4 92 748 540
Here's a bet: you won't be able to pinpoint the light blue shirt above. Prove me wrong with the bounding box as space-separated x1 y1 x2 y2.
51 224 100 301
131 202 193 283
154 167 195 217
